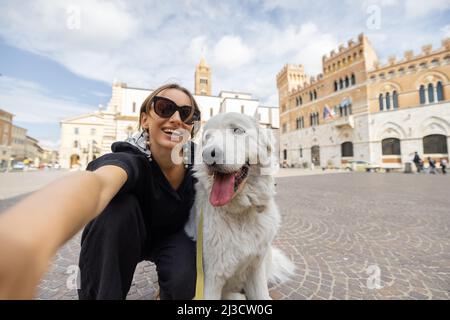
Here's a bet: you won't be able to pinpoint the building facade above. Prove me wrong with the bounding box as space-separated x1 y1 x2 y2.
24 135 44 167
59 59 280 169
11 125 27 162
0 109 13 169
277 34 450 169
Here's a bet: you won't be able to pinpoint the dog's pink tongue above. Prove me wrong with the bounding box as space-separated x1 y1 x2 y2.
210 173 235 207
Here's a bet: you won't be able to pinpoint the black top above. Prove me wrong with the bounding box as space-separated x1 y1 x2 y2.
86 141 197 241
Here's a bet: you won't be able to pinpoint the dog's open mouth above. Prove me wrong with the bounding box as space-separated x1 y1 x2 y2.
209 164 249 207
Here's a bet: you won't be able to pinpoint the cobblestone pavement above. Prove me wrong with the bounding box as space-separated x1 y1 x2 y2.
1 171 449 299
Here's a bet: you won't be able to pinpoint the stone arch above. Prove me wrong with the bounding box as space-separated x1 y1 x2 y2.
377 122 407 141
420 116 450 137
310 135 319 147
415 71 449 89
376 81 402 95
70 154 80 168
336 129 354 144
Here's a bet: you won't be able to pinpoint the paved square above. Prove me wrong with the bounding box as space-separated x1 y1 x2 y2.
1 171 449 299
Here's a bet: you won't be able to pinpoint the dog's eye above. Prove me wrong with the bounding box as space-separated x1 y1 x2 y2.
233 127 245 135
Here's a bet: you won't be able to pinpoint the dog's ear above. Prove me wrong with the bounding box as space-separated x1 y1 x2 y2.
257 127 279 175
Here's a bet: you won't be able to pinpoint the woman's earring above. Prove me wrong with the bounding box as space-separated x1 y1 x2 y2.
142 128 152 162
183 142 191 168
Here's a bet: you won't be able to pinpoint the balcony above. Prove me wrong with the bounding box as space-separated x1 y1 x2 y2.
334 115 354 129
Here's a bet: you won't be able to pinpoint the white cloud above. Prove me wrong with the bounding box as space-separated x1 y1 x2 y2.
404 0 450 18
188 36 208 64
0 76 93 124
261 22 337 75
212 36 254 69
261 0 308 11
442 24 450 38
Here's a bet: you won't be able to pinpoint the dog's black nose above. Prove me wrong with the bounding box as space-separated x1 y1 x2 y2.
203 146 223 165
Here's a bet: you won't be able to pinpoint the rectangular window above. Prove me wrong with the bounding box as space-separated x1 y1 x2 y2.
74 128 79 135
91 128 96 135
200 78 208 84
210 108 213 117
241 105 245 114
299 148 303 158
132 102 136 113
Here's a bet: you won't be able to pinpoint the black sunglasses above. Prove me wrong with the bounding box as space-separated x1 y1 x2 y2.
151 96 200 125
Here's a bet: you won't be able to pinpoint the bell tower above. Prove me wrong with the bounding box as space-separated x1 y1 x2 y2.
195 57 211 96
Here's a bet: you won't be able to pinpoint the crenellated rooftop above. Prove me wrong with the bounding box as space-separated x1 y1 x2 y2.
289 73 325 95
322 33 365 63
370 37 450 71
276 64 305 79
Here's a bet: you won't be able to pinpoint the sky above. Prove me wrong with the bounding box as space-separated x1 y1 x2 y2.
0 0 449 150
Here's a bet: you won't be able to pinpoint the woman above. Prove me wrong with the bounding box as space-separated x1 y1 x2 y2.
0 83 201 299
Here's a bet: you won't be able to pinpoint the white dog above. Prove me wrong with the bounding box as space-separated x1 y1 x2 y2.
185 112 295 300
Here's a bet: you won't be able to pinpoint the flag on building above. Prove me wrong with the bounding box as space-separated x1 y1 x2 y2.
323 104 335 120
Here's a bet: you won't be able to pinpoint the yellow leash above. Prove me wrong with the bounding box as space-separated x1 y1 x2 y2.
193 207 204 300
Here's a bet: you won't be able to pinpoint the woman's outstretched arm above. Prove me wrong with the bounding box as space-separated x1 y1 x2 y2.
0 165 127 299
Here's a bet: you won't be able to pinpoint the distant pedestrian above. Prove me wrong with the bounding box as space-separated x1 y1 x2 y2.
440 158 447 175
428 157 436 174
413 152 422 173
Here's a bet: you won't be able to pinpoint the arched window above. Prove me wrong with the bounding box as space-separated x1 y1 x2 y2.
385 92 391 110
419 85 426 104
393 91 399 109
339 105 343 116
382 138 401 155
423 135 448 154
309 92 313 101
437 81 444 101
345 76 349 87
313 90 317 100
283 149 287 160
334 81 338 91
341 142 354 157
351 73 356 85
339 79 344 89
299 97 302 105
379 94 384 111
73 140 78 148
428 83 434 103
